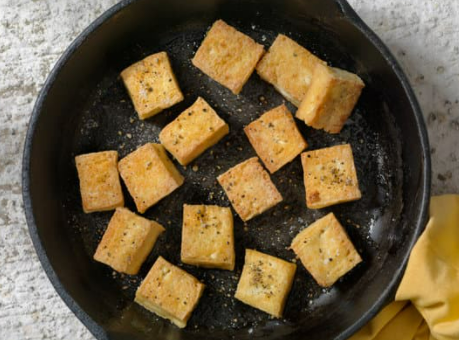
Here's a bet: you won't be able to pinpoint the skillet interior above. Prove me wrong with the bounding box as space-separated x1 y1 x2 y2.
23 0 430 339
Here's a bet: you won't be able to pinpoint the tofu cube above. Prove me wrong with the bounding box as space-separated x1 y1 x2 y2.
121 52 184 120
296 63 365 134
118 143 184 213
135 256 205 328
75 151 124 213
290 213 362 287
93 207 165 275
181 204 235 270
235 249 296 318
192 20 265 94
159 97 229 166
244 104 307 173
256 34 326 107
217 157 283 222
301 144 361 209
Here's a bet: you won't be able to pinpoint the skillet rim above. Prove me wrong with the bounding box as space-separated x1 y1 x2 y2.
21 0 431 339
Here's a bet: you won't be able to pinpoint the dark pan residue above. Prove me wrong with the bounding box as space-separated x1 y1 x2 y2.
57 13 404 340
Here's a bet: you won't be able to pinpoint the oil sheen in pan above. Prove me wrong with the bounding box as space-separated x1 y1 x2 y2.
59 18 402 337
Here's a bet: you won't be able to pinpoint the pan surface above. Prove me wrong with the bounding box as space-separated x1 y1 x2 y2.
22 0 431 339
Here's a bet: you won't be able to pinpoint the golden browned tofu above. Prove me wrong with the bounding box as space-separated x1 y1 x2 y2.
296 63 365 134
118 143 184 213
75 151 124 213
244 104 307 173
181 204 235 270
121 52 184 120
93 207 165 275
301 144 361 209
192 20 265 94
217 157 283 222
256 34 326 106
235 249 296 318
159 97 229 166
135 257 205 328
290 213 362 287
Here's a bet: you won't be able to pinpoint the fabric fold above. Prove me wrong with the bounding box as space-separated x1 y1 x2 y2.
349 195 459 340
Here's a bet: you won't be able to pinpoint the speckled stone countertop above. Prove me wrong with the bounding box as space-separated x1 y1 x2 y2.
0 0 457 339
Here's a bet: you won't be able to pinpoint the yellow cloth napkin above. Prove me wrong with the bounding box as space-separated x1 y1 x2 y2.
350 195 459 340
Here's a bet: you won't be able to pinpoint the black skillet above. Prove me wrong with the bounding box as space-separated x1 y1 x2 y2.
22 0 431 339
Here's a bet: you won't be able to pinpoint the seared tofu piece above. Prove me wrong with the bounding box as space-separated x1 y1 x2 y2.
290 213 362 287
121 52 184 120
181 204 235 270
296 63 365 134
118 143 184 213
75 151 124 213
244 104 307 173
192 20 265 94
160 97 229 166
93 207 165 275
135 257 205 328
235 249 296 318
301 144 361 209
217 157 283 222
256 34 326 106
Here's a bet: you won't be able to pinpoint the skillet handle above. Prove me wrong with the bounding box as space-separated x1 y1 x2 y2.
333 0 362 21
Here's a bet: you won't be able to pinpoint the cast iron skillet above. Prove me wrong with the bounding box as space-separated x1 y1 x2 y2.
22 0 431 339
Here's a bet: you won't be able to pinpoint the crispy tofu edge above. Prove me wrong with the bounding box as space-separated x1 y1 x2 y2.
134 256 205 328
217 157 283 222
296 63 365 134
181 204 235 270
234 249 296 317
244 104 308 173
93 207 165 275
256 34 327 106
159 97 229 166
191 20 265 94
75 150 124 213
120 52 184 120
118 143 185 214
290 213 362 287
300 144 362 209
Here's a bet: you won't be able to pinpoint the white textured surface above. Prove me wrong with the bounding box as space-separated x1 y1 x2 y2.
0 0 458 339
